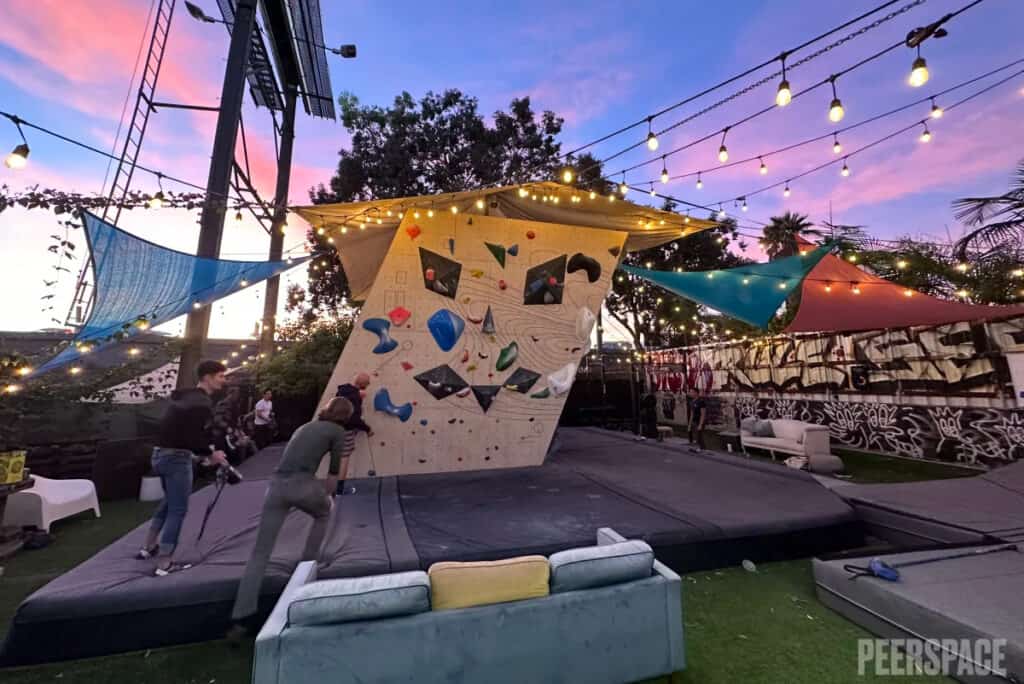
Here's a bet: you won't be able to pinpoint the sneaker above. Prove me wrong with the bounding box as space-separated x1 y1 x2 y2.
154 562 193 577
135 545 159 560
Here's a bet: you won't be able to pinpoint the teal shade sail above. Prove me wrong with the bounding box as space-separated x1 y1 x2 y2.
33 211 309 375
620 243 834 328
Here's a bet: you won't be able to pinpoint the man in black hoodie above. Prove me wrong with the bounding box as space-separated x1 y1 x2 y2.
138 360 229 575
335 372 373 436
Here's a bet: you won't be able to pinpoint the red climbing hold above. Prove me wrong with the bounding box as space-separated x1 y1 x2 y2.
401 361 414 371
424 268 436 281
406 225 422 239
498 279 507 290
547 276 558 286
388 306 412 326
526 230 536 240
461 350 470 363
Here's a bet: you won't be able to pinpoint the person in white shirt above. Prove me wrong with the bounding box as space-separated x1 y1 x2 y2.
253 389 274 449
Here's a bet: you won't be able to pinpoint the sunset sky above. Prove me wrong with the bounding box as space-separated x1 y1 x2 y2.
1 0 1022 341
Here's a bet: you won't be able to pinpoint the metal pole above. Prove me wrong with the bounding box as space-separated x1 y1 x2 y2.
259 87 298 358
177 0 258 388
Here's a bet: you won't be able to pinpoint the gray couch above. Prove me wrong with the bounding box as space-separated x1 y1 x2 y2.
253 527 684 684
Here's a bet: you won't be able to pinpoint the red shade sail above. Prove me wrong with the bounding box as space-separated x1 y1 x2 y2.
786 242 1024 334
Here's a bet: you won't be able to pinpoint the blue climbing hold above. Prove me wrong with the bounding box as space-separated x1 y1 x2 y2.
427 309 465 352
362 318 398 354
373 388 413 422
507 244 519 257
420 419 429 426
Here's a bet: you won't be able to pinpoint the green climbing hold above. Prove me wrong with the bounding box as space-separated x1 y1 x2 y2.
496 341 518 371
485 242 506 268
530 388 551 399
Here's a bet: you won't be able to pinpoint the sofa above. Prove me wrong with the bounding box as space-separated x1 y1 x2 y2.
740 418 844 474
253 527 684 684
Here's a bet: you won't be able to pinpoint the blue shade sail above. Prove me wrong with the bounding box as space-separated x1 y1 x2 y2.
620 243 834 329
33 211 308 374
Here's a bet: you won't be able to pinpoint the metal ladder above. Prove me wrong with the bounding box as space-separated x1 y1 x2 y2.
66 0 178 326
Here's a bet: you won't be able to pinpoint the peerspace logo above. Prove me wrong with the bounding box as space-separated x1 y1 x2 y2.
857 638 1009 677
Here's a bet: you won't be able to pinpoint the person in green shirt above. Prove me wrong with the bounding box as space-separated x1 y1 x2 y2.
228 397 353 636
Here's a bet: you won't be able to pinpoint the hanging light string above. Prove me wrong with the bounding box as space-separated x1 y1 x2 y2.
632 57 1024 186
571 0 987 185
557 0 924 161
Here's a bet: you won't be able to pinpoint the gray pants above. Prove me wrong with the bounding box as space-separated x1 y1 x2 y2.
231 474 331 621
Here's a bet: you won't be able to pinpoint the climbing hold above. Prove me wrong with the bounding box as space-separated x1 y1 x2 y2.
388 306 411 326
571 346 582 353
576 307 596 340
530 335 540 343
427 309 465 352
608 245 621 257
414 365 469 400
530 387 551 399
481 306 496 335
547 276 558 286
503 367 541 393
401 361 414 371
448 238 455 255
485 242 507 267
498 279 507 290
420 419 428 426
419 248 462 299
406 225 422 240
478 352 489 359
462 296 471 304
467 363 478 372
362 318 398 354
373 388 413 422
567 253 602 283
489 335 496 343
526 230 536 240
523 254 567 305
460 350 470 363
448 418 457 424
471 385 501 412
496 341 518 371
547 362 577 396
455 387 471 398
507 244 519 257
470 269 484 278
467 314 483 324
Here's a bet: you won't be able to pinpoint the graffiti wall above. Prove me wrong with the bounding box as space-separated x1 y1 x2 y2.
648 316 1024 466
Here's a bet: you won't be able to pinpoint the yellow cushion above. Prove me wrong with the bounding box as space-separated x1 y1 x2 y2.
428 555 550 611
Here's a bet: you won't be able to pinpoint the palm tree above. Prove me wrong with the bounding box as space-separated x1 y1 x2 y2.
761 211 818 259
953 160 1024 258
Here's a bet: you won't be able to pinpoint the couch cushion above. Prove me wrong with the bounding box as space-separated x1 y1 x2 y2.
771 419 805 443
742 436 803 454
548 540 654 593
428 555 549 610
287 571 430 626
753 420 775 437
740 417 759 433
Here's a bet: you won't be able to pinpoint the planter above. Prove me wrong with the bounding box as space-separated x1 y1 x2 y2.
138 475 164 502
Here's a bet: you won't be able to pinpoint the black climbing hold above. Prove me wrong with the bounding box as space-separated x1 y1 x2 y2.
484 456 491 461
503 367 541 393
471 385 501 413
567 253 601 283
523 255 567 305
448 418 457 424
420 419 428 426
529 417 535 422
419 248 462 300
609 245 621 257
414 364 469 400
418 459 427 464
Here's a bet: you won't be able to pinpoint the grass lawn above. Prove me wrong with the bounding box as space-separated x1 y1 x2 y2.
1 466 957 683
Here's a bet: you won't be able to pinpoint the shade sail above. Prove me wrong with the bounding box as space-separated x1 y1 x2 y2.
786 242 1024 333
621 243 834 328
293 182 717 300
33 211 308 375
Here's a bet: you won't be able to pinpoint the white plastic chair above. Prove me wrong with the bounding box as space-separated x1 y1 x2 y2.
3 476 101 532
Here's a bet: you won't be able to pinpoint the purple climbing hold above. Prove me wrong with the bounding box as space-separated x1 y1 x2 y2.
362 318 398 354
427 309 465 352
373 388 413 422
482 306 496 335
420 419 429 426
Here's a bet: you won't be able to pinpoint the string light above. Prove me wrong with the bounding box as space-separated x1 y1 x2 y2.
646 118 659 151
518 187 529 198
841 158 851 177
909 47 929 87
956 262 969 273
619 174 628 195
589 191 597 200
717 204 726 220
192 301 202 309
828 76 845 123
562 168 574 183
696 172 703 190
930 98 944 118
742 277 750 285
450 205 458 214
832 134 842 154
903 288 914 297
717 128 730 163
847 253 858 263
824 282 833 292
240 279 249 287
897 259 909 270
128 347 140 356
4 115 30 169
660 156 669 184
649 183 656 197
778 281 788 290
919 123 932 143
957 288 969 298
758 157 768 175
776 54 792 107
851 283 861 295
69 366 82 375
741 198 748 212
475 198 485 210
1013 269 1024 277
427 207 434 218
234 210 243 222
783 182 791 198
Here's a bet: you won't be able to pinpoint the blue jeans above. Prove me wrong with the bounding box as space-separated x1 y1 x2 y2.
149 448 194 555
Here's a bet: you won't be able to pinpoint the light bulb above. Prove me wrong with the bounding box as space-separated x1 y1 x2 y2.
897 259 908 270
4 143 29 169
1013 269 1024 277
931 103 943 119
450 205 458 214
619 181 628 195
824 283 832 292
742 277 750 285
589 191 596 200
562 168 574 183
235 210 243 222
828 98 845 123
475 198 485 210
759 158 768 175
649 185 655 197
957 288 969 298
646 131 659 151
718 145 729 163
848 254 858 263
919 127 931 143
851 284 861 295
778 281 787 290
903 289 914 297
956 262 969 273
317 227 325 235
660 167 669 184
608 194 615 202
776 79 792 107
909 56 929 87
518 187 528 198
833 137 842 154
783 184 791 198
741 199 748 212
192 301 201 309
841 161 850 177
717 206 726 219
427 209 434 218
17 366 32 376
148 191 165 209
696 173 703 189
240 279 249 287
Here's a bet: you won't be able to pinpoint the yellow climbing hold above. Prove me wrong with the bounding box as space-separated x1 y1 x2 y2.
470 269 484 278
467 363 478 371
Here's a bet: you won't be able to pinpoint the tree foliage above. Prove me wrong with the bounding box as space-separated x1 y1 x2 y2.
253 316 353 397
760 211 819 260
953 159 1024 257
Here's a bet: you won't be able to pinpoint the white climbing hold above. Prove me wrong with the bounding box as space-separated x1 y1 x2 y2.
547 362 577 396
576 306 596 341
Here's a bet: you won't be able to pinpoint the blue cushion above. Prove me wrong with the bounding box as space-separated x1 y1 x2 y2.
287 571 430 626
548 540 654 593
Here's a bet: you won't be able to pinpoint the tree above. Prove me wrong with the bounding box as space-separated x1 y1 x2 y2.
760 211 819 259
953 160 1024 258
304 90 564 313
253 316 353 398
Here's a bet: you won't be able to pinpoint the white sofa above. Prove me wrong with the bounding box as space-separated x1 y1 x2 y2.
740 418 844 474
2 475 101 532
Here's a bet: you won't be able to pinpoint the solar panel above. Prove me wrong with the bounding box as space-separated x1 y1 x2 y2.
286 0 336 119
214 0 284 111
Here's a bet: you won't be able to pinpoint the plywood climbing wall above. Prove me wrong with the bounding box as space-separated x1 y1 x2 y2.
320 212 627 477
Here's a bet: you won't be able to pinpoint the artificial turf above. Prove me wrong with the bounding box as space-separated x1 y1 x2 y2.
1 487 953 682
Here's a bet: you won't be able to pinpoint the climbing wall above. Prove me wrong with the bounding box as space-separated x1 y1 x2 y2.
321 212 627 477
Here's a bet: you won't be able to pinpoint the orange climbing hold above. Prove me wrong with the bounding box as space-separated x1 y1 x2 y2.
406 225 422 239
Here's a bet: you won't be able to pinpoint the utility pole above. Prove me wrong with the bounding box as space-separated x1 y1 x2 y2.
259 87 298 358
177 0 258 388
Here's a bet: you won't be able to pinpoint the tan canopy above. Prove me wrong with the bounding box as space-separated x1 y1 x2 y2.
292 181 716 300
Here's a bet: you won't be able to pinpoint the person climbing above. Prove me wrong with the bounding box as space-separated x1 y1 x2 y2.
687 388 708 451
227 396 354 641
336 372 373 437
138 360 230 576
